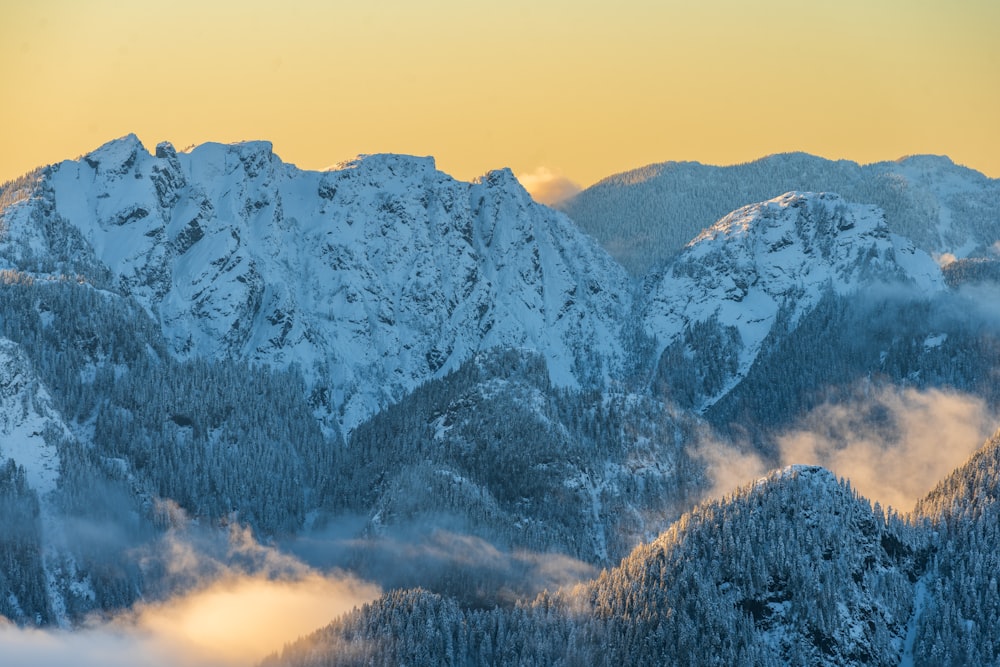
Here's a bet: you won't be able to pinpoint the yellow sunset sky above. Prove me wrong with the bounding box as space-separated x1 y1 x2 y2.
2 0 998 198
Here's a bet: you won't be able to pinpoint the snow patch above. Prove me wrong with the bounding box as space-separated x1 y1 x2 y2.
923 333 947 350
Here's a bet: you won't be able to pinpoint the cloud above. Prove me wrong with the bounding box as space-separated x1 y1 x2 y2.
948 282 1000 327
0 623 155 667
516 167 582 206
0 501 600 666
775 387 993 512
325 522 599 607
692 433 768 502
122 571 378 666
934 252 958 268
0 574 377 667
0 525 380 667
695 387 995 513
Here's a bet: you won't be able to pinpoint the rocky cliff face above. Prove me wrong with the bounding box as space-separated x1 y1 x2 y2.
4 135 631 430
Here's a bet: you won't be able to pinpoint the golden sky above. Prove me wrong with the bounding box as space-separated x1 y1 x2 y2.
2 0 998 195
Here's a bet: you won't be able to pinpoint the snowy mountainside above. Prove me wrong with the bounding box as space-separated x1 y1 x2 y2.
642 191 944 411
0 337 107 627
0 338 66 501
264 465 923 666
560 152 1000 276
577 465 919 665
887 155 999 255
0 276 350 623
269 440 1000 667
326 348 706 590
916 429 1000 525
908 431 1000 663
8 135 630 429
703 271 1000 450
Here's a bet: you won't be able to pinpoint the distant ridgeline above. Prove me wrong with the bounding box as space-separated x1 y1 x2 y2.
559 153 1000 277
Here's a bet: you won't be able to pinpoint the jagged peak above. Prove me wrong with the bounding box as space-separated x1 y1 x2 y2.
182 139 275 161
174 139 280 181
89 133 144 155
81 133 148 173
719 463 844 515
477 167 516 184
657 465 847 515
697 464 853 528
475 167 532 201
631 463 853 569
154 141 177 159
753 464 838 490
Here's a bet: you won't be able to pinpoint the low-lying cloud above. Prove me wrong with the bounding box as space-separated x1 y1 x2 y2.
777 387 993 512
0 574 378 667
934 252 958 268
517 167 582 206
129 571 377 666
0 510 600 665
288 516 599 608
0 523 380 667
694 430 769 503
698 387 995 512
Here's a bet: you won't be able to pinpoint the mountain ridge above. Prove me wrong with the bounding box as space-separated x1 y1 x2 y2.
5 135 633 431
559 151 1000 276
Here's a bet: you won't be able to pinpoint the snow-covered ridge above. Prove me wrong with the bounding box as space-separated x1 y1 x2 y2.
12 135 632 430
642 192 945 409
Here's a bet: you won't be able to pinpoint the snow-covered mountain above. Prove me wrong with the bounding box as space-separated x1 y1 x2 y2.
1 139 964 430
1 138 999 667
559 152 1000 276
3 135 630 429
326 348 705 590
641 191 943 410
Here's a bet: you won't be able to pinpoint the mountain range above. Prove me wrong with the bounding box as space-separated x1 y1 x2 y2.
0 137 998 664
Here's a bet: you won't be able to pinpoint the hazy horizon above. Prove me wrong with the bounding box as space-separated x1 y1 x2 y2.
2 1 997 193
